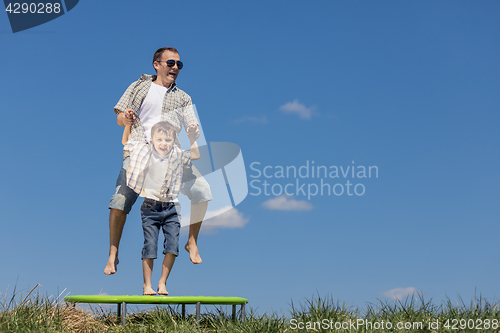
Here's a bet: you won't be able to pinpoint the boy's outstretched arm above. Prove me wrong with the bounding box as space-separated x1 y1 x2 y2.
189 141 200 161
187 124 200 160
121 109 135 145
122 126 131 145
190 140 200 160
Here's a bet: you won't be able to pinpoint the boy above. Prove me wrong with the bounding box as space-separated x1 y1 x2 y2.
123 118 200 295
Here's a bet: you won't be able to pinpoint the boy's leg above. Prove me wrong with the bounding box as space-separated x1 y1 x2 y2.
158 254 176 295
141 199 161 295
158 202 181 295
142 259 157 295
104 156 139 275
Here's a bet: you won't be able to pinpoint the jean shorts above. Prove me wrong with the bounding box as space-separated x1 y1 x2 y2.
141 198 181 259
179 163 213 204
108 156 139 214
109 156 213 214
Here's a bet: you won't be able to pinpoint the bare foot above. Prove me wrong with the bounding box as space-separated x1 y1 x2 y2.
185 243 202 264
143 285 157 296
104 257 119 275
157 285 169 296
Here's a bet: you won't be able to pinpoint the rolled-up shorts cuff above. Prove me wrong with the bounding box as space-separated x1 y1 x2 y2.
180 165 213 205
108 156 139 214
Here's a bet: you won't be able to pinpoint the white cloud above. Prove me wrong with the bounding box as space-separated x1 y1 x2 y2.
279 100 316 120
381 287 417 301
234 116 268 124
202 206 249 229
261 195 313 211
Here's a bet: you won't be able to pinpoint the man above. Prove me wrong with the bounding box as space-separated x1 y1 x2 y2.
104 47 212 275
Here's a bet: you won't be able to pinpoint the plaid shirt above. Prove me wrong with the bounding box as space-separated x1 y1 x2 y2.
114 74 199 153
124 140 191 200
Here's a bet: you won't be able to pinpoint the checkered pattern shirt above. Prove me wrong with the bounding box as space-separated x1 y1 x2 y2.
114 74 199 153
124 141 191 200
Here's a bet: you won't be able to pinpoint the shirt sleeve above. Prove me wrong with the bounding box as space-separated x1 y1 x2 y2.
179 96 199 130
182 150 192 165
123 140 135 155
113 81 138 115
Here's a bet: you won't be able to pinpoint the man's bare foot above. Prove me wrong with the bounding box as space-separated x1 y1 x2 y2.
185 243 202 264
157 285 169 296
143 285 157 296
104 257 119 275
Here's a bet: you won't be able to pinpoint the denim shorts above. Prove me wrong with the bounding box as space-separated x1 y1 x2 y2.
141 198 181 259
179 164 213 204
108 156 139 213
109 156 213 214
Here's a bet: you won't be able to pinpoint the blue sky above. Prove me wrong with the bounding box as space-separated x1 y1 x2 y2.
1 0 499 316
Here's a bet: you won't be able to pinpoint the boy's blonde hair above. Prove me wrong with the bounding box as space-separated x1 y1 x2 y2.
151 121 177 139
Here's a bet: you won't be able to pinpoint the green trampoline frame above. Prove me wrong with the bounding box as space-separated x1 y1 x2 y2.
64 295 248 325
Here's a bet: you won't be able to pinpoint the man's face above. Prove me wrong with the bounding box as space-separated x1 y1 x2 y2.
151 131 174 157
154 50 181 87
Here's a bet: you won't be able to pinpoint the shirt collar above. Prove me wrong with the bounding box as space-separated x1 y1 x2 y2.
151 145 172 162
145 74 177 91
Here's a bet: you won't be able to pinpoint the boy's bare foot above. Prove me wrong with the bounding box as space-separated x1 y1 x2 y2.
157 285 169 296
185 243 202 264
104 257 119 275
143 285 157 296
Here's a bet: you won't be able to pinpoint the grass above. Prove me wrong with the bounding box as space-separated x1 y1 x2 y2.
1 285 499 332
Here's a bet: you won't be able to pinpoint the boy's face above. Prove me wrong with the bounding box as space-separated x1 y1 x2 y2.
151 130 174 157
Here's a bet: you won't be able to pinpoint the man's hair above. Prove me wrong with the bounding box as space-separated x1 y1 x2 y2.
151 121 177 140
153 47 179 65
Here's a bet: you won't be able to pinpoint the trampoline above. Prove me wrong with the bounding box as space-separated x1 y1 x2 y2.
64 295 248 325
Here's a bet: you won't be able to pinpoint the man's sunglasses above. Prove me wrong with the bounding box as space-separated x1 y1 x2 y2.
157 60 184 69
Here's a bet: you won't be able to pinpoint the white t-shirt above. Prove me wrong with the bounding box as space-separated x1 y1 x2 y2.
140 149 178 202
137 83 165 141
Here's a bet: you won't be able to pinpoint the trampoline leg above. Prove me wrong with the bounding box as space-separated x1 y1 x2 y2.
121 302 127 325
232 304 236 320
117 303 121 324
182 304 185 318
196 301 201 324
240 303 246 322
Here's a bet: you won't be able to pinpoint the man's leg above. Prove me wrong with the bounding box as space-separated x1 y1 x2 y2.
180 164 212 264
185 201 208 264
104 156 138 275
104 209 127 275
